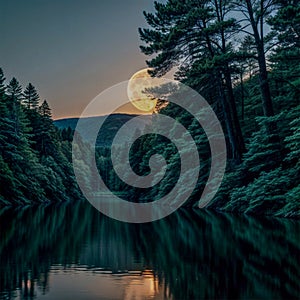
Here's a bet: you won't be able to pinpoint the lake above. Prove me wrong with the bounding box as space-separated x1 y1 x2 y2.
0 201 299 300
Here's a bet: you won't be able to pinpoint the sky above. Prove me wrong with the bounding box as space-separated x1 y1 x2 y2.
0 0 164 119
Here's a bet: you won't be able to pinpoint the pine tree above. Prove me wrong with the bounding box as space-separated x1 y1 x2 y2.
233 0 275 117
39 99 52 119
268 0 300 110
0 68 11 150
6 77 24 135
23 83 40 110
0 68 6 100
36 100 56 157
1 77 45 203
139 0 245 161
0 69 85 205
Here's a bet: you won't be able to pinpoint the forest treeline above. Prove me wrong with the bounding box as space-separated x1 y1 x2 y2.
112 0 299 217
0 70 82 205
0 0 299 218
95 0 299 217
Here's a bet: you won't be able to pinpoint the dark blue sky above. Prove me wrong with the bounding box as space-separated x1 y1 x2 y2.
0 0 162 118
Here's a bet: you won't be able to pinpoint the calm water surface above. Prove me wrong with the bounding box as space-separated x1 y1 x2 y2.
0 201 299 300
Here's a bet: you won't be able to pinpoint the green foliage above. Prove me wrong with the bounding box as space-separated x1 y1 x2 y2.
91 0 300 216
140 0 246 161
23 83 39 110
209 105 300 216
0 68 83 205
0 1 299 217
136 1 300 217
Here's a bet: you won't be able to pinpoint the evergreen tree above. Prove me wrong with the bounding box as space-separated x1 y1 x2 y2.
23 83 40 110
0 69 84 205
233 0 276 117
0 0 299 216
0 68 11 151
268 0 300 110
139 0 245 161
136 1 299 215
6 77 24 136
0 68 6 100
36 100 56 157
39 99 52 119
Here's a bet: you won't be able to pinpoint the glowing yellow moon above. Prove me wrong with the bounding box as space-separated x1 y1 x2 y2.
127 68 158 112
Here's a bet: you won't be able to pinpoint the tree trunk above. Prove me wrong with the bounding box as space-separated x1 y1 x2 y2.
224 66 246 155
245 0 274 117
240 71 245 120
217 72 242 162
256 43 274 117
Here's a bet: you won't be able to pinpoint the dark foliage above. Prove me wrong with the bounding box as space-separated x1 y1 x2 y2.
0 69 83 205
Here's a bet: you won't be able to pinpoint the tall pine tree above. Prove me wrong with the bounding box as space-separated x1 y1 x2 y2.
23 83 40 110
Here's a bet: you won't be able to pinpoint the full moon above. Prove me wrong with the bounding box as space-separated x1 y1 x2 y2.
127 68 158 113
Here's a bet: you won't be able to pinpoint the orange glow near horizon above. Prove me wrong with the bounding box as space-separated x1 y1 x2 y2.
51 68 175 120
53 101 152 121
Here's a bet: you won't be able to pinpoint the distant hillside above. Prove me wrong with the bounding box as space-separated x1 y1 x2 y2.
54 117 80 130
54 114 151 146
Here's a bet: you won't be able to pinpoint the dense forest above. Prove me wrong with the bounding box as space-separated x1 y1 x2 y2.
0 69 82 205
130 0 300 217
0 0 299 218
96 0 300 217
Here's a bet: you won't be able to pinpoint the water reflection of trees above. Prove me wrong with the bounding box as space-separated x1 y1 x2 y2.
0 202 299 299
141 210 300 299
0 203 91 299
